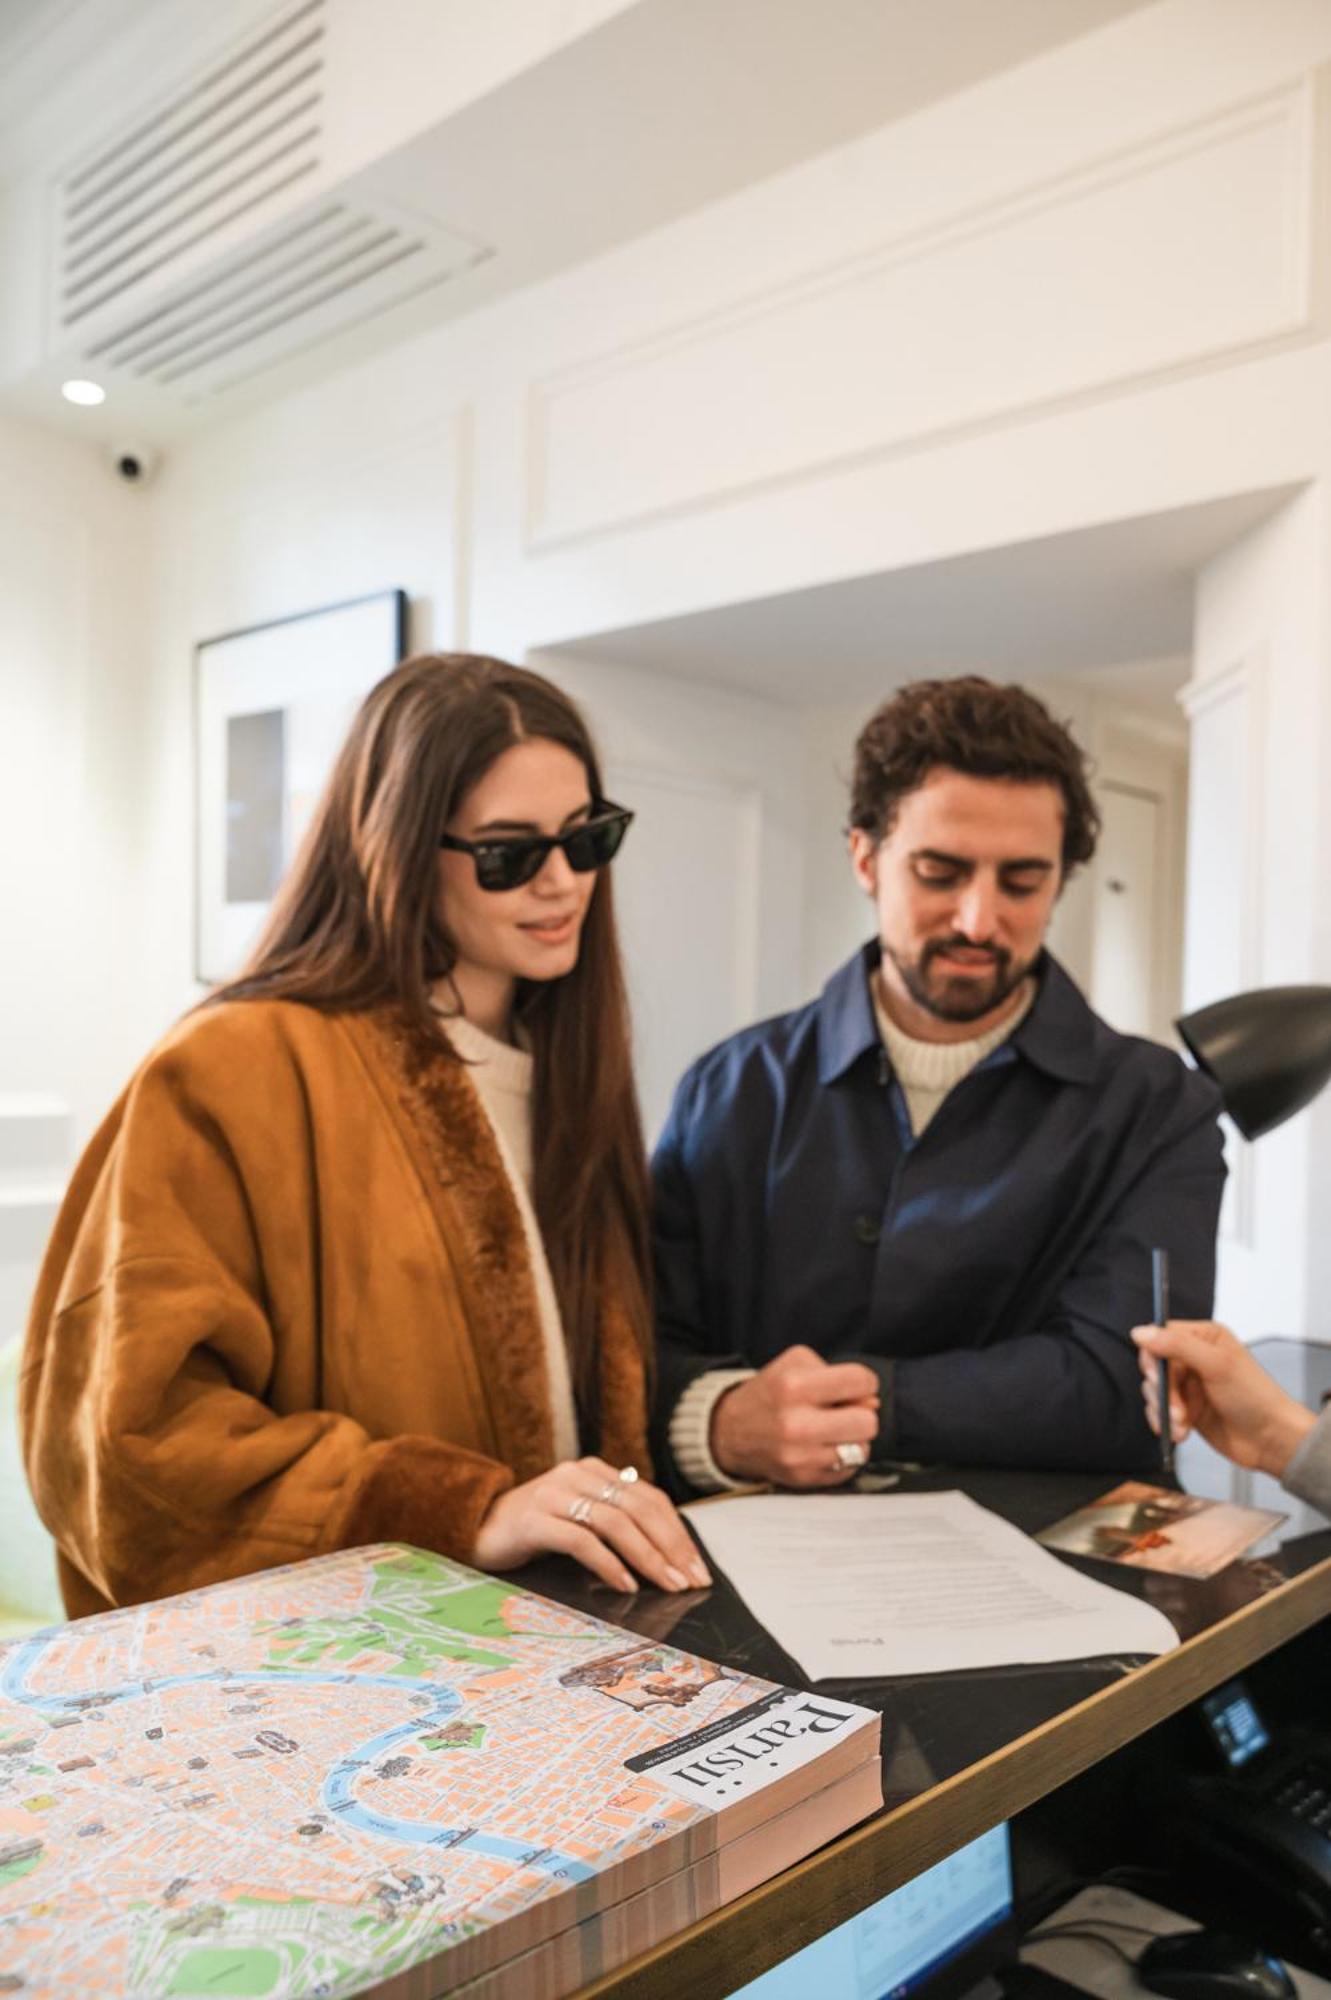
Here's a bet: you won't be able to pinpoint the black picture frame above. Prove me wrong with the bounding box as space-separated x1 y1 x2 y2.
194 588 408 983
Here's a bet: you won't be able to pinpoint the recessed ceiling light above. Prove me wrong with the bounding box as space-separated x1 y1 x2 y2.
61 379 105 406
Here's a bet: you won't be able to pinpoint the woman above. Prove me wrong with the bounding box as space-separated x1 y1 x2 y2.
22 653 709 1616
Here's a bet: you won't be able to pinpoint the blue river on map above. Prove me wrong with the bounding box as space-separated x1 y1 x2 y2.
1 1630 595 1883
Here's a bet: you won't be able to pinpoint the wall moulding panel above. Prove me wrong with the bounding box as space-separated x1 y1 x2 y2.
527 81 1315 552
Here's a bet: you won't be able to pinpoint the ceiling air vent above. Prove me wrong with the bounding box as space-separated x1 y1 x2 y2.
53 0 329 338
48 0 489 405
75 194 488 401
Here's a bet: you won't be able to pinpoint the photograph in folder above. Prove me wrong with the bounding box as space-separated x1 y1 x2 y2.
0 1542 881 1998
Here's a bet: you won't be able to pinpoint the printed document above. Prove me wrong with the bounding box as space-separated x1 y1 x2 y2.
684 1490 1179 1679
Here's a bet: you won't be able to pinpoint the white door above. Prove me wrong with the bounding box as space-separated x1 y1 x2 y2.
1090 779 1162 1042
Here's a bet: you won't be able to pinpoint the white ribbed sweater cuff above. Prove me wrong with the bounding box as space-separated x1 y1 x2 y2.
668 1369 757 1492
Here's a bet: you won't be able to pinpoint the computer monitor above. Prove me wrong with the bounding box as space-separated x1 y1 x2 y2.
725 1821 1015 2000
1198 1676 1272 1769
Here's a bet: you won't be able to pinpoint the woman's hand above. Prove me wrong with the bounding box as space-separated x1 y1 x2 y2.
471 1457 712 1594
1131 1320 1317 1477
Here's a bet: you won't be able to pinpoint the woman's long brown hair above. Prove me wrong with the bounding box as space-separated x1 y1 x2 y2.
214 653 651 1410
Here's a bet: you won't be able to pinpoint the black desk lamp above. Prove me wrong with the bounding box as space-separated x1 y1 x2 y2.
1175 986 1331 1139
1162 987 1331 1481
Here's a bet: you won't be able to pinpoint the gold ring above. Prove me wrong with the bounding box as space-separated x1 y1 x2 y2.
568 1496 594 1525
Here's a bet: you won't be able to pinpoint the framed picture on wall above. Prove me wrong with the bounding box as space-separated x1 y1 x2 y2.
194 589 408 984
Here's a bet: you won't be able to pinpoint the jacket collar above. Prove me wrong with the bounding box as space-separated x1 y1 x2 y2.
349 1006 557 1481
816 942 1098 1087
816 942 883 1084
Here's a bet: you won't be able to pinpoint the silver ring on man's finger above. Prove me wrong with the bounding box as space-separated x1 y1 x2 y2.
596 1481 623 1507
568 1496 595 1525
834 1442 868 1470
616 1465 639 1485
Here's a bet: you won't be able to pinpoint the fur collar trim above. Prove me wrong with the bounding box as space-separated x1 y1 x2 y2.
347 1006 555 1482
345 1005 652 1482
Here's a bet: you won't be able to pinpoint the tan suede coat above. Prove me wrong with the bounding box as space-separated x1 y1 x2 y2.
20 1000 650 1618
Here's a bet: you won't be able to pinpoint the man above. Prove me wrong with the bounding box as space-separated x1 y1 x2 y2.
1134 1320 1330 1516
652 676 1226 1493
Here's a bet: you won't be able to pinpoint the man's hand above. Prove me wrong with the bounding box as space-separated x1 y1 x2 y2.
1131 1320 1316 1478
709 1345 881 1487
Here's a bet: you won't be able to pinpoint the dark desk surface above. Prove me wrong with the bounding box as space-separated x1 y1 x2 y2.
518 1466 1331 2000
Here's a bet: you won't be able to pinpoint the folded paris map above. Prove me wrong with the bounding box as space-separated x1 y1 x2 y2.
0 1543 881 1998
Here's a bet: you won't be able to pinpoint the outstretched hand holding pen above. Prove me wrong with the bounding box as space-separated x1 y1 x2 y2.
1131 1318 1317 1479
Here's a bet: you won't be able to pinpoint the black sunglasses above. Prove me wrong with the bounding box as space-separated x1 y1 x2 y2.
439 802 634 891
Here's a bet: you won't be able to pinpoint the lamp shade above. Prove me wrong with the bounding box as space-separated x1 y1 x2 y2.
1175 985 1331 1140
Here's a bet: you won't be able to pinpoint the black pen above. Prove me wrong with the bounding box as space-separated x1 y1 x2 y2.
1151 1245 1173 1479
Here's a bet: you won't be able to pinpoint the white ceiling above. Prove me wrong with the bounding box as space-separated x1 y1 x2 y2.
0 0 1154 170
362 0 1160 305
0 0 164 151
545 488 1301 707
0 0 80 65
1 0 1155 438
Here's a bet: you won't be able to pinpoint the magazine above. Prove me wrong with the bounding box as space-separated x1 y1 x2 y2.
1036 1479 1286 1580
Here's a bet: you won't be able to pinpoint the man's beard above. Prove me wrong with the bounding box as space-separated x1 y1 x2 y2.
885 935 1029 1025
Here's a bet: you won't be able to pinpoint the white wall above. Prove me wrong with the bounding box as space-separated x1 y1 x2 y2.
131 379 469 1050
797 700 875 996
0 408 151 1142
1184 489 1328 1342
1033 673 1190 1050
0 408 153 1331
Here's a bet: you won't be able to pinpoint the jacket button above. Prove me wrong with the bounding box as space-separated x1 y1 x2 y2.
854 1214 880 1245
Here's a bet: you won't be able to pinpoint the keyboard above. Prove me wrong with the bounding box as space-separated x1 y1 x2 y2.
1269 1767 1331 1834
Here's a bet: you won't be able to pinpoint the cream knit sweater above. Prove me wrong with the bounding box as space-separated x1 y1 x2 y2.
434 1006 579 1464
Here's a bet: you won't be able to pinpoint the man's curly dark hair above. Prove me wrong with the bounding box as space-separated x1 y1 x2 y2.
848 676 1100 875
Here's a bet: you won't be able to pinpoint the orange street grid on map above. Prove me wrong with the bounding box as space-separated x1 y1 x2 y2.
0 1543 876 1997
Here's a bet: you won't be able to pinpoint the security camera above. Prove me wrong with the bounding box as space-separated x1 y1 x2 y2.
106 442 160 485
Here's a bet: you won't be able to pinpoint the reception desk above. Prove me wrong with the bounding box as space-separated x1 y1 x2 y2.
516 1466 1331 2000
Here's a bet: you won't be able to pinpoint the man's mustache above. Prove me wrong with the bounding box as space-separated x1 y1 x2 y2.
921 937 1010 973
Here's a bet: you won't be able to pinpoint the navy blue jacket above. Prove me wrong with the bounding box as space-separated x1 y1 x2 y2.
651 944 1226 1484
